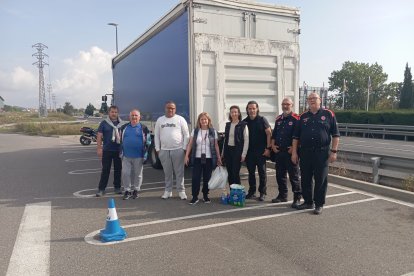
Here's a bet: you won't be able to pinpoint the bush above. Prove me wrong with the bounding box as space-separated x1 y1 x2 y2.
334 110 414 125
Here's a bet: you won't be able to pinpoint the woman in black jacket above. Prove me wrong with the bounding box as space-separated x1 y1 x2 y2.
222 105 249 186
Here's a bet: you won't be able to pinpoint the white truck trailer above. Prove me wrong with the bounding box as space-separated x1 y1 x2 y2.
112 0 300 167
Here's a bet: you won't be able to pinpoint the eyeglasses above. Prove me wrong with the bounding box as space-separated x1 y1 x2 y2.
281 103 292 106
307 97 320 101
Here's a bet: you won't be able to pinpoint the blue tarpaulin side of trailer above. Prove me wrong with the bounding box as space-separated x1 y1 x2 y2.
113 11 189 123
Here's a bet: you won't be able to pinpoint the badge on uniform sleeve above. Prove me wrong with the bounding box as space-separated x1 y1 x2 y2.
321 116 326 121
303 118 308 123
289 121 293 126
277 122 281 125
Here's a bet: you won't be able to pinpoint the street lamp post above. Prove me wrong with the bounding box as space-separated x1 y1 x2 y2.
107 23 118 55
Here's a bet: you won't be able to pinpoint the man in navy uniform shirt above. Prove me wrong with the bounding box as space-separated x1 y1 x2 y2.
291 92 340 214
271 97 302 208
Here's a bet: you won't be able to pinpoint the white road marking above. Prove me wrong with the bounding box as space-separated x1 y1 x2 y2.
63 150 95 154
85 197 377 245
65 157 100 162
72 180 193 198
68 166 153 175
6 202 51 276
330 183 414 208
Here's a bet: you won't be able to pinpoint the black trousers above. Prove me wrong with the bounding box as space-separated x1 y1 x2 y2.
98 150 122 191
245 152 267 195
299 148 329 207
224 146 242 185
191 158 212 199
275 151 301 198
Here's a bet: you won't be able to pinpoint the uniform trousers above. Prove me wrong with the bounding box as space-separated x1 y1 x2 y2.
299 147 329 207
275 151 301 198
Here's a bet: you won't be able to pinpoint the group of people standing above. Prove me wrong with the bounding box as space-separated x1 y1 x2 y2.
95 94 340 215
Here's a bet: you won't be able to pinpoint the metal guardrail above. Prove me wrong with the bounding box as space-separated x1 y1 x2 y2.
334 150 414 188
338 123 414 141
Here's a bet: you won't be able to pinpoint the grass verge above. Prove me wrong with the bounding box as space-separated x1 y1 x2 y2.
1 122 98 136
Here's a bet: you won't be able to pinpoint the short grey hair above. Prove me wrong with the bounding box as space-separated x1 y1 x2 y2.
282 97 293 105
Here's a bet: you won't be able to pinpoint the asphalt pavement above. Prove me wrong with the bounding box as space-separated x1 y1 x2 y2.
341 136 414 159
1 133 413 276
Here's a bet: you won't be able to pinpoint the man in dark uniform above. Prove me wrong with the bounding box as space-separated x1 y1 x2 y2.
243 101 272 201
271 97 302 208
291 92 340 214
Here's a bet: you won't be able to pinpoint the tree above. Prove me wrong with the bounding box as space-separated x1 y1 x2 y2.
85 103 95 116
328 61 388 110
99 102 108 114
63 102 74 116
376 82 402 109
399 63 413 109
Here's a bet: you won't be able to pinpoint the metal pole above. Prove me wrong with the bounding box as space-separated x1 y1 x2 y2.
115 25 118 55
366 76 370 111
108 23 119 55
342 79 346 110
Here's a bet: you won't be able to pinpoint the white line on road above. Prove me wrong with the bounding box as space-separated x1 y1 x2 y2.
6 202 51 276
68 165 153 175
63 150 95 154
73 181 193 198
330 183 414 208
85 197 376 246
65 157 100 162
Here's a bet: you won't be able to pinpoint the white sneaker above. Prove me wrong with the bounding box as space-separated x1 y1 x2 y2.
178 191 187 200
161 191 172 199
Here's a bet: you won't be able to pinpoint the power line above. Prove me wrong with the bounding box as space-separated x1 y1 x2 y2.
32 43 48 117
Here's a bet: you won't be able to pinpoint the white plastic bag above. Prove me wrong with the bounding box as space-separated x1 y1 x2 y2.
208 166 228 190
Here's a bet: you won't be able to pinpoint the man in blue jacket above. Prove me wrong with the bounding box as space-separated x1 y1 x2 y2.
119 109 150 200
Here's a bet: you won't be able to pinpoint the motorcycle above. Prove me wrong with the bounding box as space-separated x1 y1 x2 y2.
80 126 97 145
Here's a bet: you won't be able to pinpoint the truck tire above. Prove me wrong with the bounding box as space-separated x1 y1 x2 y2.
150 145 163 169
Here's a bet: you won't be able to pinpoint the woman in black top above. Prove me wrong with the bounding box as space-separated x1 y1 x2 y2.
222 106 249 186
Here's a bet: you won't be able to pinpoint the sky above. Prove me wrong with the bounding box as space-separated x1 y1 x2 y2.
1 0 413 109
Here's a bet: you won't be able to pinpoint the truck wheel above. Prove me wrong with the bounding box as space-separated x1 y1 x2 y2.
150 145 163 169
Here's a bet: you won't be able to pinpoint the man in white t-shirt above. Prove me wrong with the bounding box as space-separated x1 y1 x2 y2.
154 101 190 200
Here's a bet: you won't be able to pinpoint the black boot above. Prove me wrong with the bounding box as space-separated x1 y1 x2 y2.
291 194 302 208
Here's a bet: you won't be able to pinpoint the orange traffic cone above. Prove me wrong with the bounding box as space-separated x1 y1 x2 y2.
100 198 127 242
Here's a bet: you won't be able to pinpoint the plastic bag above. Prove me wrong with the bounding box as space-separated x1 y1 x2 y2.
208 166 228 190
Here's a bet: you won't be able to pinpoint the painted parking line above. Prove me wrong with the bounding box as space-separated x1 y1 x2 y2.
68 165 153 175
63 150 96 154
65 157 100 162
85 197 376 246
330 183 414 208
73 179 193 198
6 202 51 276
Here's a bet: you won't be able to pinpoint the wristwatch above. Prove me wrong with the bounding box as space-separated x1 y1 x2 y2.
330 149 338 153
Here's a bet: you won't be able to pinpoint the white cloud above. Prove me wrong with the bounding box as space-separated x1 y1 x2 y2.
1 46 113 109
0 67 38 106
54 46 113 109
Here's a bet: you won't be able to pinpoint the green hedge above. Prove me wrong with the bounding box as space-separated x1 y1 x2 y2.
334 110 414 125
